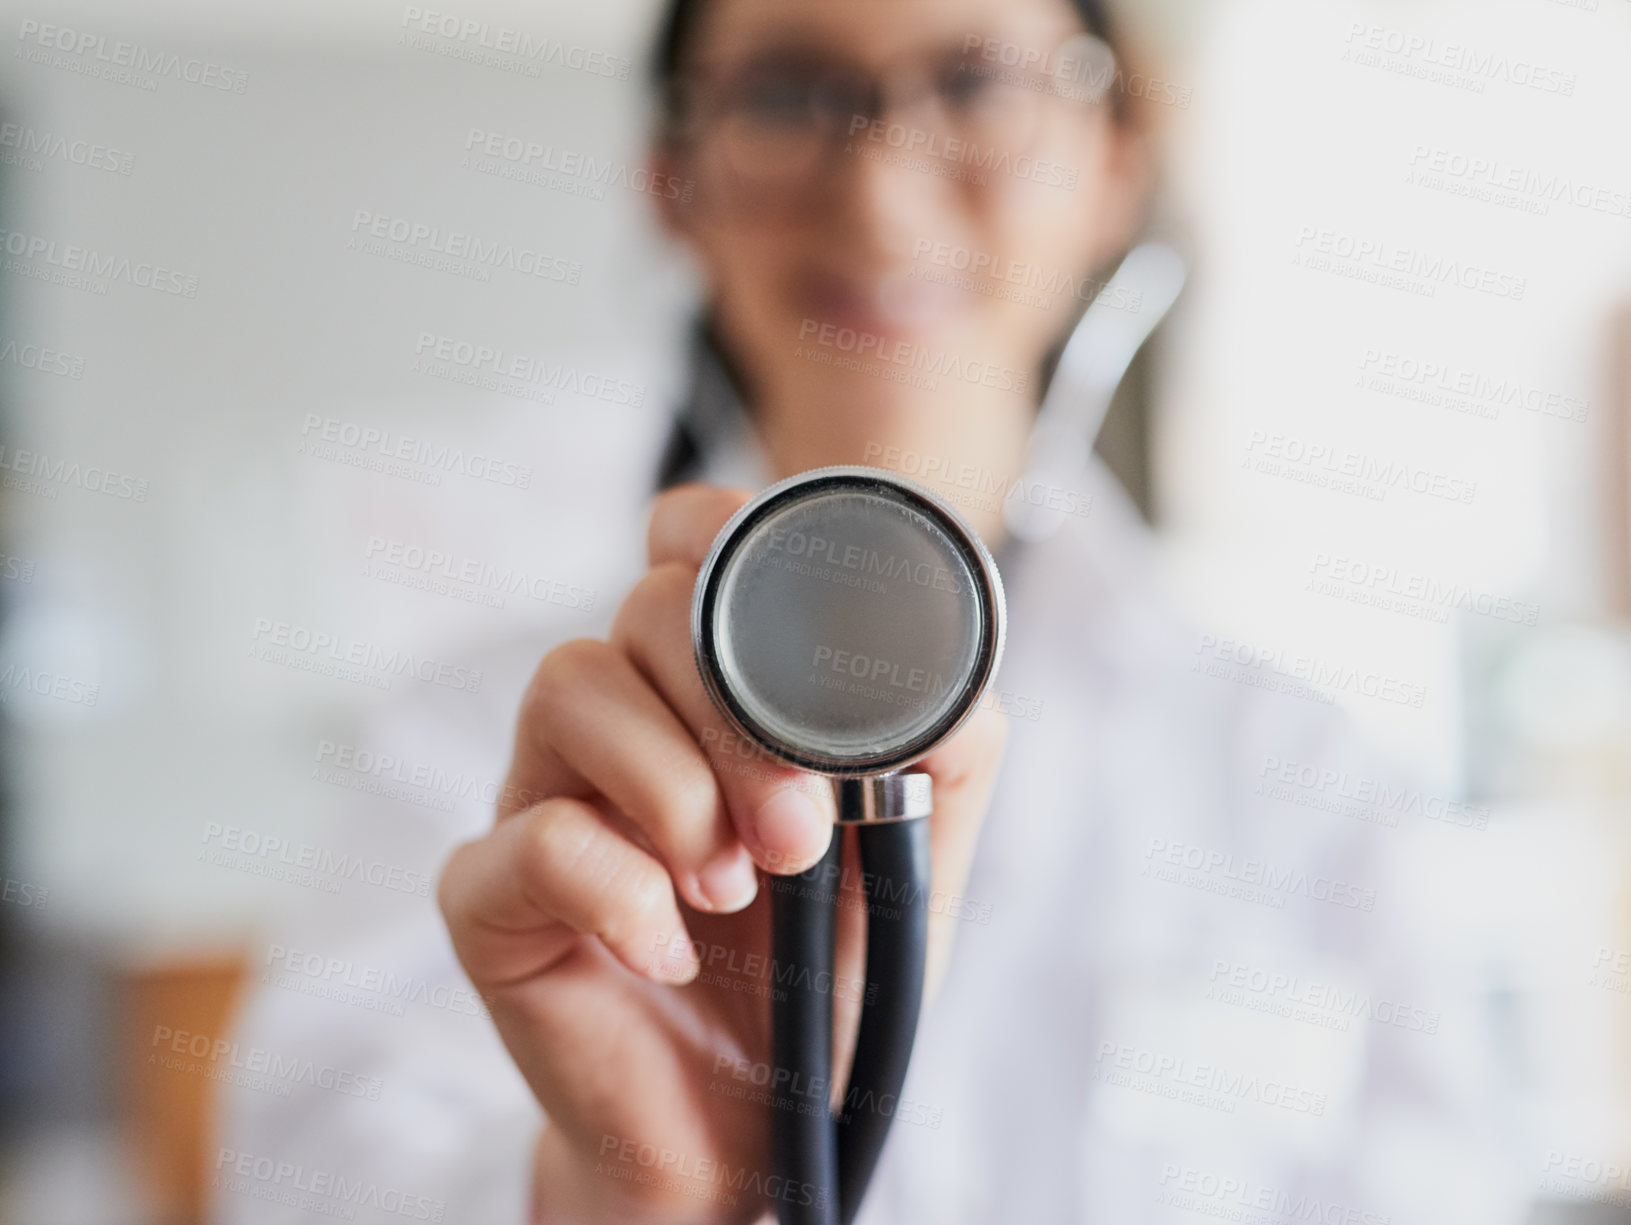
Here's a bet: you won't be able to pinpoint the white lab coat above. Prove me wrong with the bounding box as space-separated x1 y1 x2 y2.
214 402 1531 1225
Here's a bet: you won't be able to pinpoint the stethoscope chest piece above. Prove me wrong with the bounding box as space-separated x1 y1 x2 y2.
693 464 1006 782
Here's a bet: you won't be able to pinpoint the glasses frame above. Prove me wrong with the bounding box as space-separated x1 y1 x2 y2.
664 32 1116 208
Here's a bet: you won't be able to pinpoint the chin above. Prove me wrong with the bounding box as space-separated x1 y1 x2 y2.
808 365 949 416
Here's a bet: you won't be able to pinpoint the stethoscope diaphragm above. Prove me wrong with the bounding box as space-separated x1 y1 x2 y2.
692 464 1006 781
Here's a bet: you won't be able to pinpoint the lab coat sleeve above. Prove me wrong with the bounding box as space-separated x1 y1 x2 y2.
209 634 562 1225
210 907 545 1225
201 569 656 1224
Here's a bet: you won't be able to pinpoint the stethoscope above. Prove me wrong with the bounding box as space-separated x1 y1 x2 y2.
673 241 1185 1225
692 465 1003 1225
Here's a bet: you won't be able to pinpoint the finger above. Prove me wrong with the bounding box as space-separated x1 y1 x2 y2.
493 641 604 823
647 482 753 569
612 562 837 875
518 637 759 915
438 797 701 989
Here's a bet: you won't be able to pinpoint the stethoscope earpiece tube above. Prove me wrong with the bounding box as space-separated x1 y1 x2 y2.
837 813 931 1225
770 829 843 1225
771 785 932 1225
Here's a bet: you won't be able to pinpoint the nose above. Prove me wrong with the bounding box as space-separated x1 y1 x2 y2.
825 116 962 266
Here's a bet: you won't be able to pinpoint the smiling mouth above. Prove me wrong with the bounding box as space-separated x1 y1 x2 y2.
799 267 965 337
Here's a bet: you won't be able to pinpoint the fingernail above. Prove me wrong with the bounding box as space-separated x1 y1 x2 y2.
753 788 828 869
696 846 758 913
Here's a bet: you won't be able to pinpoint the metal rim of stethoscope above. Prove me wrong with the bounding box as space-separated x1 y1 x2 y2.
691 464 1007 779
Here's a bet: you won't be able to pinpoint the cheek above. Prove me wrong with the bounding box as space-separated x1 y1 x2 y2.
963 123 1114 320
700 226 797 325
691 222 816 381
989 120 1109 265
980 180 1093 282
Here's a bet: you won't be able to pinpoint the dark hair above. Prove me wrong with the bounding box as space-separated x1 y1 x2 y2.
650 0 1128 135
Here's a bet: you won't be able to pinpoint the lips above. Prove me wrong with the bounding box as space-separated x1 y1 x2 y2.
797 266 964 338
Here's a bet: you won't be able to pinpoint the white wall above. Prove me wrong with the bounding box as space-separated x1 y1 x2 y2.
0 0 694 950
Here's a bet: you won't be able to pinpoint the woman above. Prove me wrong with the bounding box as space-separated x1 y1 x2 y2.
220 0 1522 1221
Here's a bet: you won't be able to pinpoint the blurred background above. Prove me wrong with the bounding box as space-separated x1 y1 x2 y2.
0 0 1627 1221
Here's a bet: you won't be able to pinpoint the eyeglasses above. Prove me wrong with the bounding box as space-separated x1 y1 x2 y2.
669 35 1116 208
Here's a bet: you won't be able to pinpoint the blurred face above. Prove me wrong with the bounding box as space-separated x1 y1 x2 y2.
656 0 1146 490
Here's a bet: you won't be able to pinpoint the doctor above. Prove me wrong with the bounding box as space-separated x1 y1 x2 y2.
219 0 1527 1221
